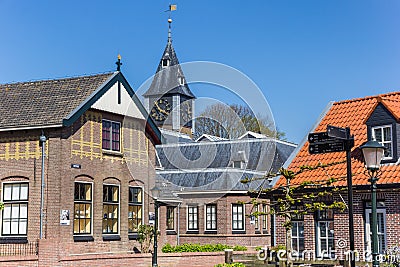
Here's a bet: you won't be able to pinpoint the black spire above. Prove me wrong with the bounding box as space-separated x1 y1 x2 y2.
143 18 195 99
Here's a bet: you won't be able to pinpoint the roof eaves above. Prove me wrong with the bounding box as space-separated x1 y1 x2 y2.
0 124 63 132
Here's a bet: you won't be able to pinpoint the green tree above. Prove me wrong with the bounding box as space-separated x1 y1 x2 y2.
244 162 347 267
194 103 285 140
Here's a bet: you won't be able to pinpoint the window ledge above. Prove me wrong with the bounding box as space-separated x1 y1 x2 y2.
204 230 217 234
166 230 177 235
186 230 199 234
128 233 139 240
232 230 246 234
73 235 94 242
102 235 121 241
0 237 28 244
102 150 123 157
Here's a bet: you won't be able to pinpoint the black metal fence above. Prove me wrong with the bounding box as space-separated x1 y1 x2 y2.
0 241 38 256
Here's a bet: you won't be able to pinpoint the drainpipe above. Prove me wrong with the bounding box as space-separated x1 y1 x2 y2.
177 203 181 245
39 132 47 239
273 213 276 247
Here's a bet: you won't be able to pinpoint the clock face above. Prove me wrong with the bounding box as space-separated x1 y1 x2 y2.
151 98 171 122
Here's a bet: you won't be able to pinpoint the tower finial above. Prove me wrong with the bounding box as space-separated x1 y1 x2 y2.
116 54 122 71
168 18 172 43
166 4 176 43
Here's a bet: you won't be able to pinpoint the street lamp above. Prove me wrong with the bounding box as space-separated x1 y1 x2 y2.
360 140 385 267
150 185 161 267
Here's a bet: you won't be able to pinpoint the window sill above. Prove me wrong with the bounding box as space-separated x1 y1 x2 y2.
102 150 123 157
128 233 139 240
73 235 94 242
186 230 199 234
204 230 217 234
166 230 177 235
0 237 28 244
232 230 246 234
255 230 261 234
102 235 121 241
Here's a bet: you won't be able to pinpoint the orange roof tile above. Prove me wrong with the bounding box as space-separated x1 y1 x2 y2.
277 91 400 188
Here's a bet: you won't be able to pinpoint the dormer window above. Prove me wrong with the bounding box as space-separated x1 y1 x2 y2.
232 160 244 169
162 58 170 68
179 76 185 85
372 125 393 159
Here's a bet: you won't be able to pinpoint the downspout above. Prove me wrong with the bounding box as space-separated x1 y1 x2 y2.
177 203 181 245
39 132 47 239
273 213 276 247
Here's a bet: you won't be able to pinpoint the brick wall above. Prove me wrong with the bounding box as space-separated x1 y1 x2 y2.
158 194 272 248
274 189 400 261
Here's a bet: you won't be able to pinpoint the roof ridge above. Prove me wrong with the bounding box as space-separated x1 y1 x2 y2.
333 91 400 105
0 70 116 86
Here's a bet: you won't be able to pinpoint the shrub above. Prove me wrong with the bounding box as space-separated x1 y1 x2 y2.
161 243 247 253
214 263 246 267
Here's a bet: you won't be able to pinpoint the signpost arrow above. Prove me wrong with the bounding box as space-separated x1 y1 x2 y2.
327 125 348 140
308 140 345 154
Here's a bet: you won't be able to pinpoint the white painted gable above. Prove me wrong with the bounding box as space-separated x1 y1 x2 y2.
92 81 145 120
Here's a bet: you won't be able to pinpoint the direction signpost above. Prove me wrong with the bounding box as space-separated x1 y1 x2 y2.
308 125 355 267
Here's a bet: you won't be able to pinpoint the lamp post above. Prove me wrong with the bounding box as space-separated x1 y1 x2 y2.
360 140 385 267
150 186 161 267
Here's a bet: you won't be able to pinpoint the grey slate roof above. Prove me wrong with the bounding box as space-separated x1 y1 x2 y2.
143 40 195 98
0 72 115 129
156 139 296 192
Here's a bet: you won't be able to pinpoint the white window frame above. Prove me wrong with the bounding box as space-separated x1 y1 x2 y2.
292 221 305 254
1 182 29 237
73 181 93 235
102 183 120 235
365 206 387 254
372 124 393 160
232 204 245 231
315 210 334 258
128 186 144 233
204 204 217 231
187 205 198 231
166 206 176 231
262 204 267 231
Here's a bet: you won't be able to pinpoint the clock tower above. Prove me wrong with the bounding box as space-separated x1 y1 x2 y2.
143 18 195 135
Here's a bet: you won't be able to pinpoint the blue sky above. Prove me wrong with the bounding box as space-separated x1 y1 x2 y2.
1 1 399 143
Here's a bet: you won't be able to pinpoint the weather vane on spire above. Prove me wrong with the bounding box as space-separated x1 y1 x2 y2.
165 4 177 43
116 54 122 71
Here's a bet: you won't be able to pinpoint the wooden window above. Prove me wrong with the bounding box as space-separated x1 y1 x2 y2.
166 206 175 230
128 187 142 233
315 210 334 258
187 206 198 231
103 185 119 234
74 182 92 235
262 204 267 230
2 183 28 236
365 201 386 254
232 204 244 231
372 125 393 159
205 204 217 231
102 120 120 152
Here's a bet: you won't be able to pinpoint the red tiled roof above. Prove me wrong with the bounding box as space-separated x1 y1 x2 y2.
277 92 400 187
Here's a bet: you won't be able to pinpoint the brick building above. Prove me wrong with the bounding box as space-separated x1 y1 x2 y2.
272 93 400 261
142 21 297 249
0 70 161 265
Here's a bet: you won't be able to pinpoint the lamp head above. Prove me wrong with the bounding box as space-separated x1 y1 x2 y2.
150 185 161 200
360 140 385 171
